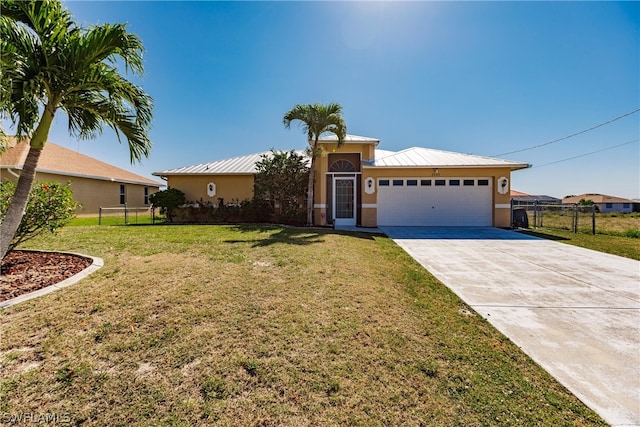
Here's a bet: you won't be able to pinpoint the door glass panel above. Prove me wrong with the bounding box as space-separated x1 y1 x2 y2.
335 179 354 219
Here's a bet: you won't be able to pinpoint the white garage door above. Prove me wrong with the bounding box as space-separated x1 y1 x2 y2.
377 178 493 226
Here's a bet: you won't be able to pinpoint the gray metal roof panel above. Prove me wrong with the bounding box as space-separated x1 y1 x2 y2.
371 147 529 170
319 134 380 143
154 150 308 176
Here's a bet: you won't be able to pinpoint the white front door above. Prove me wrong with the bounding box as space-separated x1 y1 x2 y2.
333 177 356 226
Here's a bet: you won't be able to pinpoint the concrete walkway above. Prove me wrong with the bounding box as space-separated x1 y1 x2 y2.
381 226 640 427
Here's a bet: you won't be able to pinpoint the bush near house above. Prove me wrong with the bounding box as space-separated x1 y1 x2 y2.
172 198 274 224
149 188 186 223
0 181 77 252
167 150 308 226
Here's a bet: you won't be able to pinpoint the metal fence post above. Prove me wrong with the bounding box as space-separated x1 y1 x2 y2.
592 205 596 235
99 207 102 225
534 200 538 228
510 199 514 228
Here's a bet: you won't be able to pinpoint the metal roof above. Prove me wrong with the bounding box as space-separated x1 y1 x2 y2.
369 147 530 170
154 150 308 176
154 145 530 176
319 134 380 144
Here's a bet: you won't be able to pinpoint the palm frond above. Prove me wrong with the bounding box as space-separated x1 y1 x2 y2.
1 0 153 163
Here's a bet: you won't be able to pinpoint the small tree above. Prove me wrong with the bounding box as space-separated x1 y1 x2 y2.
254 149 309 224
283 103 346 225
149 188 185 223
578 198 600 213
0 181 77 252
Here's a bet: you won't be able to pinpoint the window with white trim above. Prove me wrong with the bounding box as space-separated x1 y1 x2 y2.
120 185 126 205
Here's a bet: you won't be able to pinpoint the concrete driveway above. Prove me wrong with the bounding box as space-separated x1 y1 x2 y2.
381 226 640 427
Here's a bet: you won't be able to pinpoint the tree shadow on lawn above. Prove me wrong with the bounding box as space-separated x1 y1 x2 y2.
225 224 379 247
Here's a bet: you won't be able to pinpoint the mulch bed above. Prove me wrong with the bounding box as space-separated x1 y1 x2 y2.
0 250 92 302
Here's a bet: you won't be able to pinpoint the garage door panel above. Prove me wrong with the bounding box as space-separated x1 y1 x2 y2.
377 178 492 226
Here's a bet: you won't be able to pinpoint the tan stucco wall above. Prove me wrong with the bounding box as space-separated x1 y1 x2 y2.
0 170 157 215
359 167 514 228
166 175 254 205
160 140 518 228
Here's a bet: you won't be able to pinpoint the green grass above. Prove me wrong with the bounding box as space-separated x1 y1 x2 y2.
0 225 606 426
70 214 160 227
522 228 640 260
527 211 640 236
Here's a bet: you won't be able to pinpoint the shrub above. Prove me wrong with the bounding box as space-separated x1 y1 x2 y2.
0 181 78 252
149 188 185 223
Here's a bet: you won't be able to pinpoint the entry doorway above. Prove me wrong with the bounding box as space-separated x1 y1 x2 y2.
333 176 356 226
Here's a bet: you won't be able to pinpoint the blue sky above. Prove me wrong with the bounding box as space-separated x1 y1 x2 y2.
41 1 639 199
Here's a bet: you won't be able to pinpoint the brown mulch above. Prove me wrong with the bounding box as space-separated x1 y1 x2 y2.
0 250 92 302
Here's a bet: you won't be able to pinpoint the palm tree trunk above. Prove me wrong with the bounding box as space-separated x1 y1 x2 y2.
0 146 43 258
306 155 316 226
0 108 54 259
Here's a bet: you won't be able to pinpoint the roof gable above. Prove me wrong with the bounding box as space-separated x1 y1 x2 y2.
1 138 161 187
371 147 529 170
319 134 380 144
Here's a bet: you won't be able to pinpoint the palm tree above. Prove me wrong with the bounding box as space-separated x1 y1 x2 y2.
0 0 153 259
283 103 346 226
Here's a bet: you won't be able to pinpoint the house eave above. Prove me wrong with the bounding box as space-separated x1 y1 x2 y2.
2 166 162 187
152 172 256 177
363 164 531 171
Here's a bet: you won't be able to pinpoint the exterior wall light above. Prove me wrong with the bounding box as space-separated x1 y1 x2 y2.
497 177 509 195
207 182 216 197
364 177 375 194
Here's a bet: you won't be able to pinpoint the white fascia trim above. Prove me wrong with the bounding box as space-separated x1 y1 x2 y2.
362 165 529 170
362 204 377 209
314 204 327 208
495 204 511 209
152 172 255 177
24 167 161 187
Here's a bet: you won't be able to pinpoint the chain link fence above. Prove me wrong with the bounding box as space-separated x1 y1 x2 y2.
98 205 159 225
511 201 596 234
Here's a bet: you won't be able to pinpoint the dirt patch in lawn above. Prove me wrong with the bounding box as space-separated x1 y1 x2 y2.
0 250 92 302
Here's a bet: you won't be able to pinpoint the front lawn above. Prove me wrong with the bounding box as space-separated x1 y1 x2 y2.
0 225 605 425
522 228 640 260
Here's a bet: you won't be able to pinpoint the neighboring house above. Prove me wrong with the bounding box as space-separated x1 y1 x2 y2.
154 134 529 228
1 138 162 216
511 190 561 205
562 193 634 213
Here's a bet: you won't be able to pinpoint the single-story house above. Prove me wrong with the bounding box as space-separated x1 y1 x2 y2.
511 190 561 205
154 134 529 228
1 138 162 216
562 193 634 214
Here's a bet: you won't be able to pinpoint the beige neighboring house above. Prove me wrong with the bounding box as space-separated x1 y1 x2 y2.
0 138 162 216
563 193 634 214
154 134 530 228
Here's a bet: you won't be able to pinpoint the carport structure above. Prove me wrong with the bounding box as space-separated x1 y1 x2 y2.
383 226 640 427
